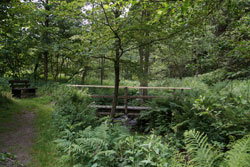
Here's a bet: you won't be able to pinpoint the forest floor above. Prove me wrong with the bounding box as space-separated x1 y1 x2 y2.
0 96 58 167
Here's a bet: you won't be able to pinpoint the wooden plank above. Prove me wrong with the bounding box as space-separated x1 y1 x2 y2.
127 96 166 99
10 84 30 88
14 88 37 90
91 105 152 110
68 84 191 90
9 80 29 83
98 112 140 116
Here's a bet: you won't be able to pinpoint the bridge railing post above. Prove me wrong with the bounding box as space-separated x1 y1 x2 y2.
173 89 176 99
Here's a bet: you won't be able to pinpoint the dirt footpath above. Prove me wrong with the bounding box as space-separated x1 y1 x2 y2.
0 111 35 167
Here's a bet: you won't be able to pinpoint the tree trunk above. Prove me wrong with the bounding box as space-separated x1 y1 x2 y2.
110 36 120 118
100 57 105 85
110 59 120 118
138 9 150 99
81 67 88 85
44 51 48 81
59 57 65 79
34 55 40 80
51 55 59 81
143 44 150 96
138 45 150 100
138 46 144 96
195 53 201 78
110 9 122 119
55 55 59 81
43 0 49 81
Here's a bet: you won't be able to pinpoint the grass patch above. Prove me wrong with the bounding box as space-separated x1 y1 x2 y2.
17 96 67 167
0 93 64 167
30 97 63 167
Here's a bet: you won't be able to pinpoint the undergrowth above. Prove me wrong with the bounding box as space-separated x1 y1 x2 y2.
1 77 249 166
52 81 250 166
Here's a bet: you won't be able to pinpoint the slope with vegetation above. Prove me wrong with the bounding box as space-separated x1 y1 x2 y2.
50 79 250 167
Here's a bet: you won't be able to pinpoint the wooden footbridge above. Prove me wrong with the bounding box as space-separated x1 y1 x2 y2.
68 85 191 117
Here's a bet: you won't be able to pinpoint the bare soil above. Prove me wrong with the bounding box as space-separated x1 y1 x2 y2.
0 110 35 167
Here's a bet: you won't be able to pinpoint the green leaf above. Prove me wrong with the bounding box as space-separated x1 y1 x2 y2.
104 5 109 9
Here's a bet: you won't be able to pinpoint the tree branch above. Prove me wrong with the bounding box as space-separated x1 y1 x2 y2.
100 2 124 58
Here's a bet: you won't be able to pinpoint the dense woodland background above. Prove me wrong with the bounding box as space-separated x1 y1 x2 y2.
0 0 249 82
0 0 250 167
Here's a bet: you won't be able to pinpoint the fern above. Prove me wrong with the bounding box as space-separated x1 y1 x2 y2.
223 134 250 167
184 130 222 167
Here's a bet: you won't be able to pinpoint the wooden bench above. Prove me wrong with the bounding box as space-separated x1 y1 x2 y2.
9 80 37 98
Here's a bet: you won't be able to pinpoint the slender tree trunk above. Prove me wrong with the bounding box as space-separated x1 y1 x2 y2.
138 45 150 98
100 57 105 85
142 10 150 96
109 9 122 119
44 51 48 81
195 53 200 78
51 55 59 81
43 0 49 81
143 44 150 96
138 46 144 96
55 55 59 81
100 3 123 118
110 32 121 118
138 9 150 99
81 67 88 85
110 59 120 118
59 57 65 79
34 55 41 80
179 65 183 80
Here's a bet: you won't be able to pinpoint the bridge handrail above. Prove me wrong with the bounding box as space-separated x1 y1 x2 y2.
67 84 191 90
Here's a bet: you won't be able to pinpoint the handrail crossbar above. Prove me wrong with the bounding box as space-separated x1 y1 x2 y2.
68 84 191 90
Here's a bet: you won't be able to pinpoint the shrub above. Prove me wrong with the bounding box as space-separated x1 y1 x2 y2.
53 86 98 132
138 79 250 150
55 121 130 167
117 133 182 167
0 77 10 92
56 122 183 167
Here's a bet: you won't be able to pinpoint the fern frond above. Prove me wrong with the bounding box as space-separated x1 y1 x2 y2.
223 134 250 167
184 130 222 167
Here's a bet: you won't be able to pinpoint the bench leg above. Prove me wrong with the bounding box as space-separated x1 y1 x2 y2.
12 89 21 98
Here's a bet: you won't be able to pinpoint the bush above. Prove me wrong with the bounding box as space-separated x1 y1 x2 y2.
0 77 10 92
53 86 98 132
56 121 130 167
138 79 250 149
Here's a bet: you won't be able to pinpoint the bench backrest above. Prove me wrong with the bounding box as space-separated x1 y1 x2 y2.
9 80 30 89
